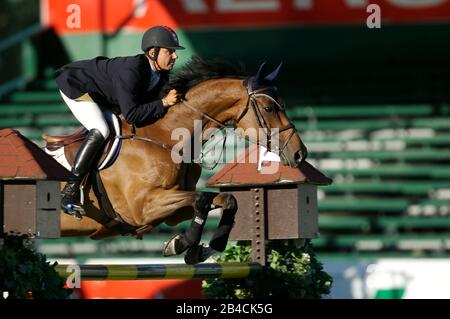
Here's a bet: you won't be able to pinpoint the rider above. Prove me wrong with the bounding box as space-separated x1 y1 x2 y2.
55 25 184 216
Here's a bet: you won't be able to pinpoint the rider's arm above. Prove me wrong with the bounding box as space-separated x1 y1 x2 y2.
113 67 165 125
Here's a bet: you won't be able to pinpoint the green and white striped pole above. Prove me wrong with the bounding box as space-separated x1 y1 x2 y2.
55 262 262 280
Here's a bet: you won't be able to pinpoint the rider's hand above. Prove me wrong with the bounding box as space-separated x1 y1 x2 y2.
162 89 179 108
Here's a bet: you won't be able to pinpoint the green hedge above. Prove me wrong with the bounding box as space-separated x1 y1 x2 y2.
203 240 332 299
0 235 71 299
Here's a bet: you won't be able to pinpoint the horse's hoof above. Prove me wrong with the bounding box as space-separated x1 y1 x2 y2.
163 234 189 256
163 234 181 256
184 244 216 265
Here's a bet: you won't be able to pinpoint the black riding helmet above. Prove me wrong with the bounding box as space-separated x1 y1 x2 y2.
141 25 185 52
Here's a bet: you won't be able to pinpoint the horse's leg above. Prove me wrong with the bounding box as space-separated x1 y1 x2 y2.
163 191 218 257
209 192 238 251
183 192 238 264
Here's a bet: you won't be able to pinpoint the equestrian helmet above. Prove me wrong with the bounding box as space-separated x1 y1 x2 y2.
141 25 185 51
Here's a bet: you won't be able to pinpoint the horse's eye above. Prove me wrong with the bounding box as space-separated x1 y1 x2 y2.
264 106 274 113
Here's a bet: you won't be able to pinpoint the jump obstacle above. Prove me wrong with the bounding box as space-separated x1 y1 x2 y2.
55 262 262 280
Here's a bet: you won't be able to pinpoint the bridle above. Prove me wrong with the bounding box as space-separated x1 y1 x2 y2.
119 77 299 165
182 77 298 155
238 78 297 154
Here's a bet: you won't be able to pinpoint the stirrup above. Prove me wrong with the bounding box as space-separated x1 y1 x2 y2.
64 205 84 221
62 197 85 220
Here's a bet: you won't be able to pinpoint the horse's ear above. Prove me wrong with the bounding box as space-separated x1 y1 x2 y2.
264 62 283 83
255 61 268 84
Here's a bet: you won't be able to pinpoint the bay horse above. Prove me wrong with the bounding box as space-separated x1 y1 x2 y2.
45 56 307 264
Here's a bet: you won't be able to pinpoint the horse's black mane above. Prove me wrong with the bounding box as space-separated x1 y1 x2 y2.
168 55 248 97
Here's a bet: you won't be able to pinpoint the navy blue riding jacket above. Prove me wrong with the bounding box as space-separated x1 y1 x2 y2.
55 54 168 125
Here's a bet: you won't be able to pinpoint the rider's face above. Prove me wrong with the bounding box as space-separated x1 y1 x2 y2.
150 48 178 71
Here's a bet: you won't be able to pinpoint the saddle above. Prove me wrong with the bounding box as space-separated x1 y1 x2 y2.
43 127 86 146
43 112 122 171
43 114 153 239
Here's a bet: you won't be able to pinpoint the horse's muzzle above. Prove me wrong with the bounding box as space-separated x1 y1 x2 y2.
281 146 307 168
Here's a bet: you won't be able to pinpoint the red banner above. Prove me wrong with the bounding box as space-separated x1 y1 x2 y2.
41 0 450 34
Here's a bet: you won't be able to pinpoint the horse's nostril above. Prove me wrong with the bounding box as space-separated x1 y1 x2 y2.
294 151 302 163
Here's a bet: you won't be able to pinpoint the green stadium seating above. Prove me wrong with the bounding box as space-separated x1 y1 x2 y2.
0 117 33 128
322 149 450 161
377 216 450 230
319 215 372 231
35 114 78 126
321 165 450 179
418 199 450 207
372 134 450 147
412 117 450 130
316 233 450 250
323 181 450 195
294 119 407 131
305 135 450 150
8 91 61 103
286 104 434 119
318 197 409 213
0 103 66 115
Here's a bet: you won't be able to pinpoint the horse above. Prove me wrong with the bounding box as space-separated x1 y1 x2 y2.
44 56 307 264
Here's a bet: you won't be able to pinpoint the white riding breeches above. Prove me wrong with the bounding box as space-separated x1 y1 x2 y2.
60 90 110 139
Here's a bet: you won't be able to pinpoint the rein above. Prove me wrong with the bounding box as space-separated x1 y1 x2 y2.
116 78 298 168
117 133 175 153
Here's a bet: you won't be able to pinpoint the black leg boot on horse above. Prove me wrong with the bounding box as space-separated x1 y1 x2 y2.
184 193 238 264
163 192 218 262
61 128 105 219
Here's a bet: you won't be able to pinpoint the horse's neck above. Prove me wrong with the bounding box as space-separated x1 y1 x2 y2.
141 78 245 141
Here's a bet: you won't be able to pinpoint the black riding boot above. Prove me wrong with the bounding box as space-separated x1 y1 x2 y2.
61 129 105 216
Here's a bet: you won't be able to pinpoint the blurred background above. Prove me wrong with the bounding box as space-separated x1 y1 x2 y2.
1 0 450 299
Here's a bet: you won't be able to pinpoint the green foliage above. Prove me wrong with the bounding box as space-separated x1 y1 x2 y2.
203 240 332 299
0 235 71 299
